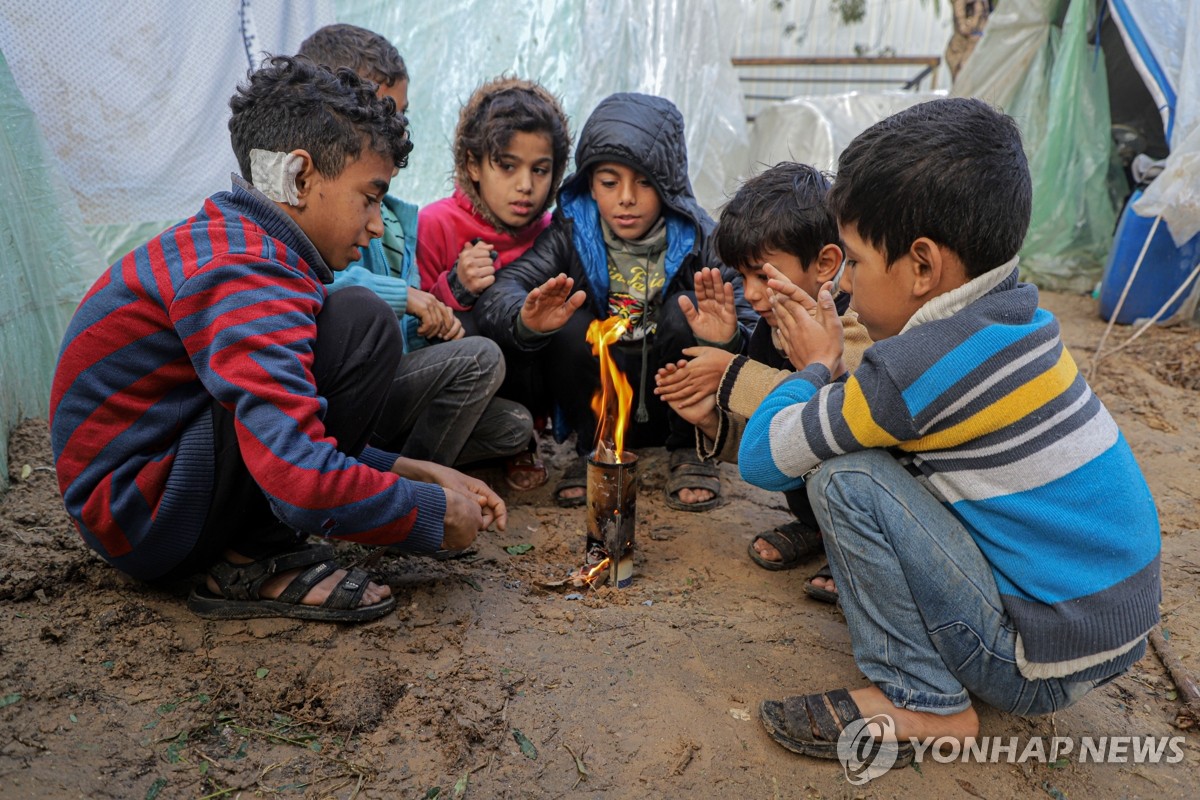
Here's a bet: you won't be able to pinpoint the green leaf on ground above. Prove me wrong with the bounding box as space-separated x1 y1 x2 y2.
255 668 269 679
145 777 167 800
0 693 22 709
453 771 469 798
69 713 78 723
101 661 114 669
513 728 538 759
504 544 533 555
20 464 31 480
424 788 441 799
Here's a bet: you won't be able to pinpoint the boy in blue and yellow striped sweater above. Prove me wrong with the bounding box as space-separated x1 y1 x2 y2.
741 97 1161 770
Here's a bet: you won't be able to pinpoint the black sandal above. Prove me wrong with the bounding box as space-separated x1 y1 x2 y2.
553 455 587 508
664 449 721 512
804 563 838 605
748 520 823 571
187 543 395 623
760 688 914 769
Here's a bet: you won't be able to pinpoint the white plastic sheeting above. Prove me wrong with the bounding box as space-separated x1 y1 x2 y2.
0 1 335 228
339 0 751 215
0 51 104 491
746 90 942 176
1125 0 1200 247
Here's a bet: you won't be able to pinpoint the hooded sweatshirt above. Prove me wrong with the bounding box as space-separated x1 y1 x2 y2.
475 92 757 350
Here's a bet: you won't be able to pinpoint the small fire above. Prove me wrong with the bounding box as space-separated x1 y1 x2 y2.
586 316 633 461
581 557 612 585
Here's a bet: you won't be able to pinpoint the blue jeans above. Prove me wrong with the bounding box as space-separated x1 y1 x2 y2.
806 450 1101 716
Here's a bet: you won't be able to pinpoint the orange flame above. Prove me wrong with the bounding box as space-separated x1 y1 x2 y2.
582 557 612 585
586 316 633 460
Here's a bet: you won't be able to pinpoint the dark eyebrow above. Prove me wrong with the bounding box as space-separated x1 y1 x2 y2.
369 179 389 194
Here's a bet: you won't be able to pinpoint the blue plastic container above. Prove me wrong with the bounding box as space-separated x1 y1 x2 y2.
1099 189 1200 323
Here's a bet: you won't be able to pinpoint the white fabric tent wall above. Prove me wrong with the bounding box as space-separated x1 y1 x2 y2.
0 1 335 228
0 0 333 486
1123 0 1200 247
339 0 750 216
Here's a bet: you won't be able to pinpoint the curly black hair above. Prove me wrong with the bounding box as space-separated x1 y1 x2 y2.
228 55 412 183
296 24 408 88
716 162 838 270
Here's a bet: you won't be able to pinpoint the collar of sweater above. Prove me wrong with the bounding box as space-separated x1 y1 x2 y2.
451 186 545 244
600 215 667 256
899 257 1020 335
230 174 333 284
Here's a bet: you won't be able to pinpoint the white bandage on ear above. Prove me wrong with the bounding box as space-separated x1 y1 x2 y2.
249 148 304 205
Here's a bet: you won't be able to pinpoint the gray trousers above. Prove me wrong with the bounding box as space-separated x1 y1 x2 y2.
373 336 532 467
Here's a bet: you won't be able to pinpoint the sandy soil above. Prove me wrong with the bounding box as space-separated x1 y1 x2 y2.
1 291 1198 799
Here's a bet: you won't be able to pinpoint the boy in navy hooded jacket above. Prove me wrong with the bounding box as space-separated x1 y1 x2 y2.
475 92 756 509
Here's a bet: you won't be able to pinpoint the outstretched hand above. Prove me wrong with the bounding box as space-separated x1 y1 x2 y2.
765 265 845 375
520 274 587 333
677 267 738 344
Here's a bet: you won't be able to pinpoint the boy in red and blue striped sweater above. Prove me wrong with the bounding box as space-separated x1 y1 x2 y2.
50 56 505 623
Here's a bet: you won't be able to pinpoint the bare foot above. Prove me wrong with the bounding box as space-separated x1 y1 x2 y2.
676 487 715 505
808 574 837 596
849 685 979 743
207 550 391 607
557 485 584 502
750 539 838 595
505 452 548 491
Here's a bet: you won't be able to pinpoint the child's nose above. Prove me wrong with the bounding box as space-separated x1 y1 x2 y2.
367 205 385 237
516 168 533 193
619 183 636 205
838 268 853 294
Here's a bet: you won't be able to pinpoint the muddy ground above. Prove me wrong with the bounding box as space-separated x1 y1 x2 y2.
1 291 1198 799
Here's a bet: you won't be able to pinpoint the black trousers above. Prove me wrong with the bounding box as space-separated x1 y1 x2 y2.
164 287 403 578
538 295 697 456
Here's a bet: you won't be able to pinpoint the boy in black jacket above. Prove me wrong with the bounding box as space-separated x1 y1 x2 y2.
475 92 756 509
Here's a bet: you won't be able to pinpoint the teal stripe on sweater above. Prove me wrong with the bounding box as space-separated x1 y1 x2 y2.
901 308 1055 417
950 436 1160 604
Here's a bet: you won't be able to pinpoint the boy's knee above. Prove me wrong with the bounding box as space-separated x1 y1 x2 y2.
440 336 506 388
806 450 901 503
319 286 403 359
495 399 534 449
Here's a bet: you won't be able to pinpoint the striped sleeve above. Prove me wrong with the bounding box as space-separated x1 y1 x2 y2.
171 254 443 550
738 353 917 492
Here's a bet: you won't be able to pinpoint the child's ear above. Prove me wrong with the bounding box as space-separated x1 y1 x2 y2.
908 237 942 298
465 153 482 184
289 149 317 208
814 244 843 283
